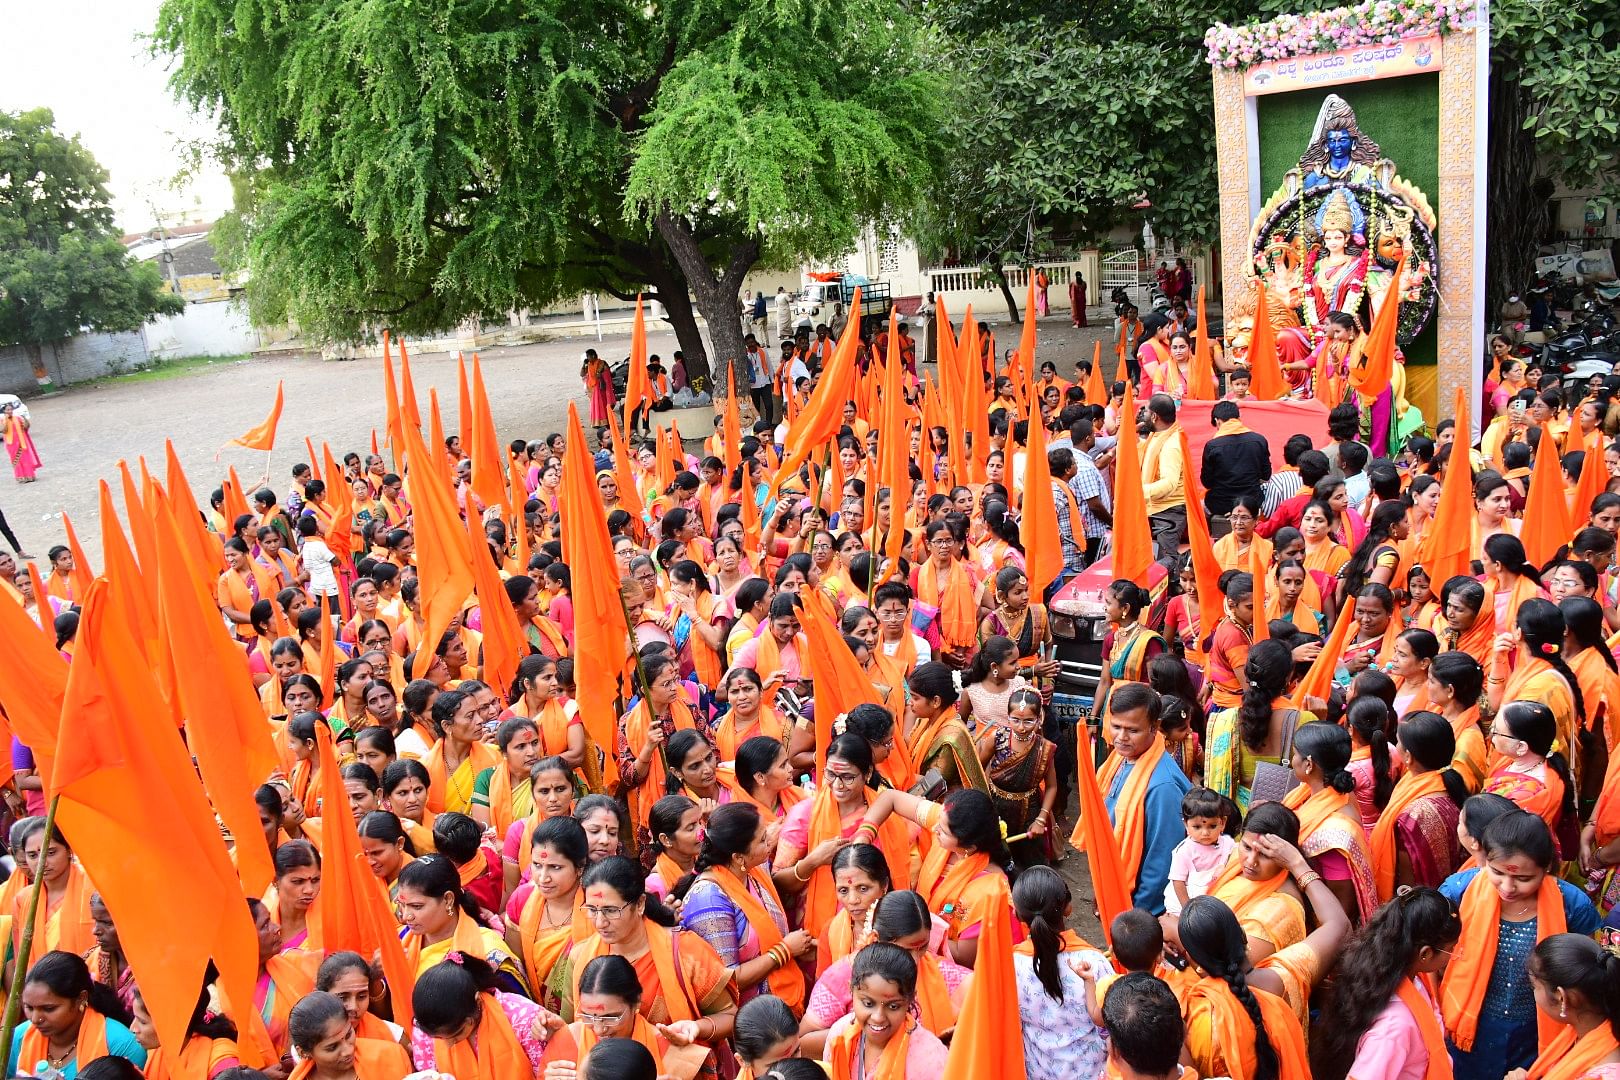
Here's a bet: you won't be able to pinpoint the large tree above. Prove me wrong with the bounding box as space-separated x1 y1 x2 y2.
0 109 184 378
155 0 946 386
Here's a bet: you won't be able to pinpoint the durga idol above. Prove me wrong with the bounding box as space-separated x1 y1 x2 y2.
1302 189 1369 340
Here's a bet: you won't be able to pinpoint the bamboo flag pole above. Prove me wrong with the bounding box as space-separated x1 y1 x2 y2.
0 794 60 1068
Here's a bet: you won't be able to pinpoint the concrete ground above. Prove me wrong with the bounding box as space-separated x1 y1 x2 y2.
1 304 1117 938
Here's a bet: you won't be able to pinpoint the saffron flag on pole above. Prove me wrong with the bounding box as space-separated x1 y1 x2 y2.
1068 724 1130 946
1573 430 1608 525
772 290 863 490
1178 430 1226 645
401 413 474 680
0 588 61 791
941 891 1027 1080
1022 357 1063 597
221 380 285 453
796 585 880 765
1187 287 1218 401
469 353 507 513
1109 384 1154 585
1347 251 1406 402
559 403 630 788
1293 601 1356 708
398 335 423 431
1416 387 1473 588
465 501 525 702
622 295 652 439
1521 422 1573 569
1246 281 1289 402
54 578 264 1062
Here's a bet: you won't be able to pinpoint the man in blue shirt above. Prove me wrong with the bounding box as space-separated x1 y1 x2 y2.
1101 683 1192 915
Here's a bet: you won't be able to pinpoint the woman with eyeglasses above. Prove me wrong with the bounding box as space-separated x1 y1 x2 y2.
772 734 911 976
540 955 676 1075
564 857 736 1080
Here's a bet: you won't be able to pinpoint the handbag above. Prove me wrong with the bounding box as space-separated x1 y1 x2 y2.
1247 709 1301 807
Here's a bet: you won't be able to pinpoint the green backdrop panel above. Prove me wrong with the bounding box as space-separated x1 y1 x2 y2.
1255 72 1440 368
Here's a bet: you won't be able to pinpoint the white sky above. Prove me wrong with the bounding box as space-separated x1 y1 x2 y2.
0 0 234 233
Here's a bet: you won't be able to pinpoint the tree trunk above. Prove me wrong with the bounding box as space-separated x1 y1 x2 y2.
652 212 758 398
1485 66 1548 320
646 264 711 385
996 270 1020 325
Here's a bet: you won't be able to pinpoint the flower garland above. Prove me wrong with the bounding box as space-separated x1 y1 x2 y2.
1205 0 1476 70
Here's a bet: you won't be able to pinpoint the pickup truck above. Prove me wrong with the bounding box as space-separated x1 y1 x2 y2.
793 276 892 333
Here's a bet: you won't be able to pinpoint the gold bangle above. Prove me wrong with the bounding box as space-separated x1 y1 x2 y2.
793 860 811 882
1296 871 1322 889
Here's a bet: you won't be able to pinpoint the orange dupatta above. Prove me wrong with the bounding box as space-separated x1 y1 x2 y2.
827 1016 910 1080
917 559 976 651
287 1039 410 1080
1281 783 1353 848
1526 1022 1620 1080
530 699 576 757
1394 976 1452 1080
804 787 910 975
13 862 94 971
622 696 698 829
420 739 500 815
142 1036 241 1080
1370 770 1449 901
708 865 805 1010
20 1006 109 1074
1071 735 1168 895
555 1015 667 1070
712 706 784 763
571 919 702 1023
483 762 526 837
428 991 529 1080
518 887 589 993
1441 870 1566 1053
402 911 493 975
1183 975 1308 1080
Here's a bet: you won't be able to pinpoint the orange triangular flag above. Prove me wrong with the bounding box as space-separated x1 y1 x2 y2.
163 441 223 587
1068 725 1131 946
100 479 161 667
940 887 1027 1080
961 310 990 484
59 511 96 600
1522 422 1574 569
456 353 474 460
797 586 881 766
1023 363 1063 597
382 331 405 470
1187 286 1218 400
559 403 630 788
428 387 450 485
607 409 646 524
398 335 423 430
401 413 474 680
877 311 909 576
1573 431 1608 528
1250 542 1270 642
1416 387 1474 587
723 366 744 482
221 467 253 534
1012 274 1038 402
0 587 62 788
54 578 263 1061
151 488 280 897
466 503 525 702
221 381 285 453
306 719 416 1029
317 591 336 708
935 299 968 487
1293 600 1356 707
1246 282 1288 401
469 353 507 513
1110 384 1153 585
23 561 54 648
772 290 864 496
1178 430 1226 645
1348 252 1406 401
622 295 652 438
1085 340 1106 407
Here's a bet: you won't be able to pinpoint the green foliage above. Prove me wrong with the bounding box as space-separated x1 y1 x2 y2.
0 109 184 349
154 0 947 346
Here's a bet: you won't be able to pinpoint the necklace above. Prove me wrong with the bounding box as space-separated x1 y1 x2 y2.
45 1045 75 1067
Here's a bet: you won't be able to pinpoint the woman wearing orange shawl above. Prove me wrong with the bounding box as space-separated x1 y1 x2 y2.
773 734 911 977
1439 810 1601 1080
859 787 1015 969
419 689 501 816
132 984 242 1080
1370 712 1469 900
616 655 701 853
507 655 587 773
1306 886 1459 1080
9 951 147 1079
903 662 989 792
569 857 737 1080
668 561 726 691
1176 860 1342 1080
511 816 590 1016
396 856 527 991
914 521 977 667
717 736 806 823
711 668 784 763
470 717 541 839
1484 701 1576 844
1390 627 1438 717
1427 652 1489 794
410 955 542 1080
284 993 412 1080
10 821 94 980
1513 934 1620 1080
1280 722 1378 923
1333 584 1402 690
674 803 811 1012
245 899 322 1060
823 943 949 1080
540 955 678 1075
1196 803 1308 962
1484 533 1547 635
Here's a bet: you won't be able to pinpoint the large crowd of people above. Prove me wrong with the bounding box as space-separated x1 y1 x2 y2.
2 295 1620 1080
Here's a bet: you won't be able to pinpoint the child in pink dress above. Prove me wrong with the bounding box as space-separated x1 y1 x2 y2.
1163 787 1236 915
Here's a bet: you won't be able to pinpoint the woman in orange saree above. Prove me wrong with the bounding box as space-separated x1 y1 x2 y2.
616 655 701 855
1485 701 1577 848
284 992 412 1080
131 983 242 1080
9 820 94 981
1427 652 1489 794
511 816 591 1019
540 955 676 1075
419 689 500 816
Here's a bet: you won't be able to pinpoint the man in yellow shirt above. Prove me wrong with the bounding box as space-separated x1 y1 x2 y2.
1141 394 1186 561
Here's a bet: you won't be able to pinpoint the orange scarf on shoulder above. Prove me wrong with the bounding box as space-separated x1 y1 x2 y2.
403 911 491 974
805 788 909 975
1071 735 1167 893
753 630 807 693
1209 865 1288 917
1526 1021 1620 1080
573 920 700 1023
142 1036 240 1080
1185 975 1308 1080
906 705 964 768
827 1016 911 1080
288 1039 407 1080
518 887 588 992
623 696 698 828
1441 870 1566 1053
484 762 525 838
568 1014 667 1070
19 1006 108 1074
429 991 528 1080
708 865 804 1010
918 558 976 650
712 706 783 763
916 847 993 931
1395 976 1451 1080
420 738 500 814
531 698 574 757
1370 770 1449 901
1281 783 1352 846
